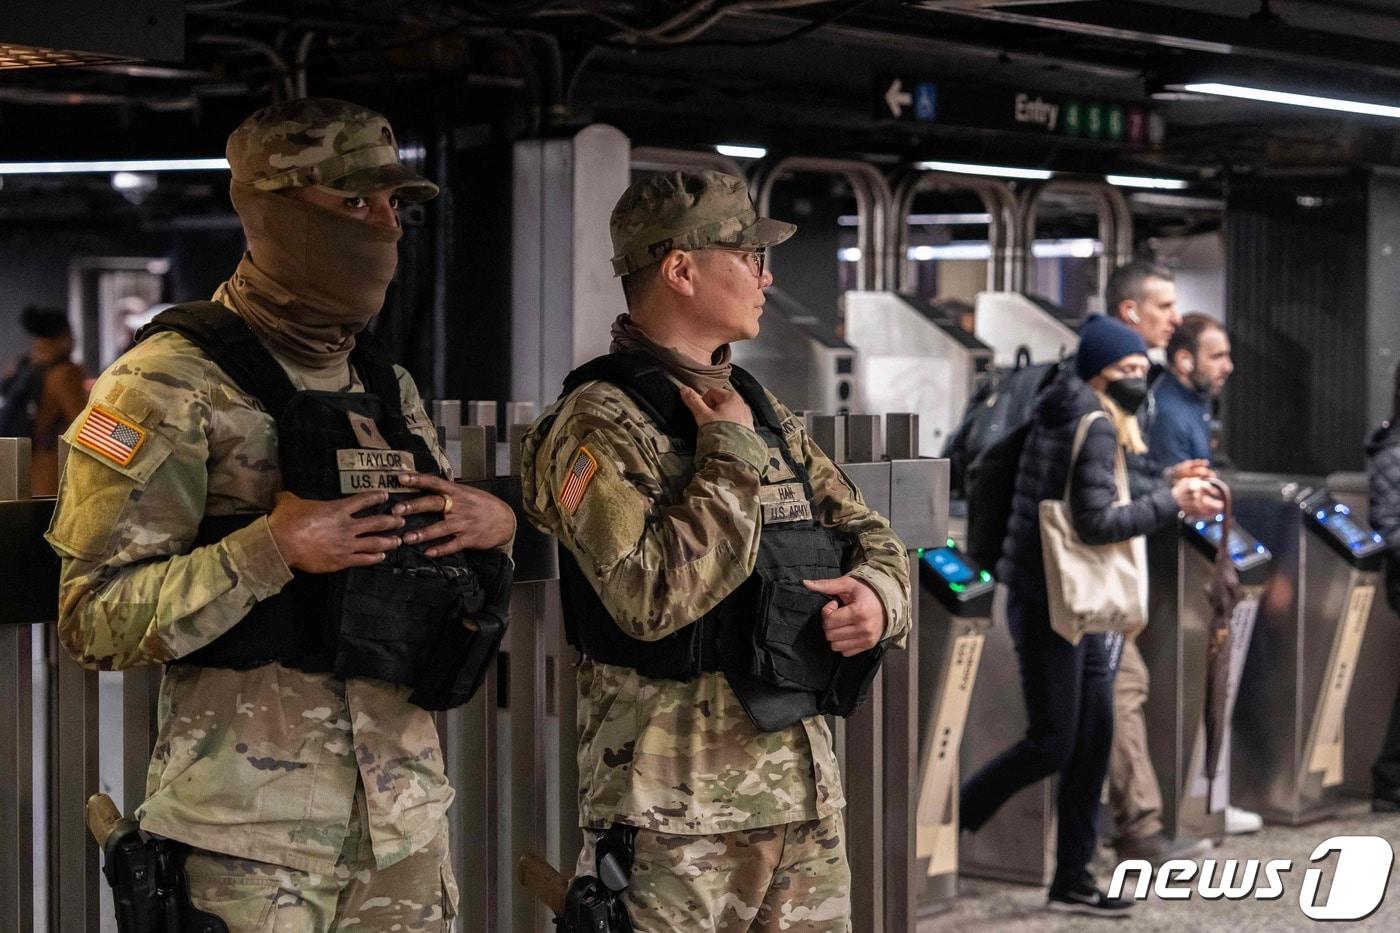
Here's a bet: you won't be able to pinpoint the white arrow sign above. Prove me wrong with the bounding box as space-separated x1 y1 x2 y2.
885 78 912 118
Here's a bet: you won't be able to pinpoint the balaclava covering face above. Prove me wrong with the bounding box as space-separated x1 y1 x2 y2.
219 181 402 370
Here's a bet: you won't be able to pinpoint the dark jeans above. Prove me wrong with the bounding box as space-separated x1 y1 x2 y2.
959 586 1116 886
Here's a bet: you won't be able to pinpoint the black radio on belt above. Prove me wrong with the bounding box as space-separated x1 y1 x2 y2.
135 302 512 711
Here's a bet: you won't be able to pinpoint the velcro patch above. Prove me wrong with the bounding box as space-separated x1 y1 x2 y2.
337 448 417 494
760 482 813 525
74 406 147 467
559 446 599 515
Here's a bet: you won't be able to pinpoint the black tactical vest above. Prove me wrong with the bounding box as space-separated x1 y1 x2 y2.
552 352 885 732
136 302 511 711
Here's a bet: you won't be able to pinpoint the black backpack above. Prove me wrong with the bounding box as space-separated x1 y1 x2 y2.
0 356 51 438
957 361 1065 570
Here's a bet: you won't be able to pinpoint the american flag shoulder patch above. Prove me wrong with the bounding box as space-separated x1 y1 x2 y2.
74 406 147 467
559 445 599 516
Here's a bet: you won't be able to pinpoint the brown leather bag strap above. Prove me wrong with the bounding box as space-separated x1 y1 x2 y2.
1209 478 1233 570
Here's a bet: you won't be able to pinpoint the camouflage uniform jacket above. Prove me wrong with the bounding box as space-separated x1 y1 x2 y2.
47 313 472 874
521 374 910 834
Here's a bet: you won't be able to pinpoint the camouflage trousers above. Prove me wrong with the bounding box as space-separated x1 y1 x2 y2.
184 790 457 932
579 813 850 932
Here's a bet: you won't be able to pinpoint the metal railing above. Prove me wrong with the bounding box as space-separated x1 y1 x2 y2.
2 406 947 932
891 171 1019 293
754 157 897 291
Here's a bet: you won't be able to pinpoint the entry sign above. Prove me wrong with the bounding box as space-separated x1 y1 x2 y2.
878 76 1154 147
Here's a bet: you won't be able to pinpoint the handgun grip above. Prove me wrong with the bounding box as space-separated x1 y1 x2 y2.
517 853 569 915
86 793 123 847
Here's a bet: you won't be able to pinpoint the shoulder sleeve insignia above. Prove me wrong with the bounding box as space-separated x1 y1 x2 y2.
74 406 147 467
559 445 599 516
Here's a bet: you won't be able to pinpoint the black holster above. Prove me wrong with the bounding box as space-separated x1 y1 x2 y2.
557 825 636 933
101 818 228 933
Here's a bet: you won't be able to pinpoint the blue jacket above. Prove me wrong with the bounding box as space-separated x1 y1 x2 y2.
1147 372 1212 468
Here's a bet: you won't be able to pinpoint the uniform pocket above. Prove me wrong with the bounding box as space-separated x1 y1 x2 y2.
752 578 838 692
183 852 281 931
439 863 460 930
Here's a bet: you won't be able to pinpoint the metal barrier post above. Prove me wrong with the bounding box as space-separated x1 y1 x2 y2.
2 439 43 931
0 623 33 933
49 629 100 933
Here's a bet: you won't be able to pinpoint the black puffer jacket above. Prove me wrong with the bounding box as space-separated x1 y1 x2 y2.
997 370 1179 607
1368 420 1400 549
1369 420 1400 614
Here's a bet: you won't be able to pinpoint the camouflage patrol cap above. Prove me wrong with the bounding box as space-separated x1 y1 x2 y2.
226 97 438 201
610 170 795 276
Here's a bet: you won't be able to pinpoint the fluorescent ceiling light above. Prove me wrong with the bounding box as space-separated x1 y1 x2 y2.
898 239 1101 261
838 212 991 227
1106 174 1189 190
715 144 766 159
1129 192 1223 210
111 171 153 191
917 160 1053 180
0 157 229 175
838 247 863 262
1183 82 1400 120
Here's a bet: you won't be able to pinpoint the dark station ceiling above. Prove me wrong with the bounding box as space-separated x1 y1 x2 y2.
3 0 1400 223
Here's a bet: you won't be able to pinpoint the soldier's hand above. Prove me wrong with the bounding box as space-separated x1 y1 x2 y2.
392 472 517 555
680 385 754 431
267 490 406 573
804 575 885 656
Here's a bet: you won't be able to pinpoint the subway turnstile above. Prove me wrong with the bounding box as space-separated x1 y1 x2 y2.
1325 472 1400 798
958 581 1055 886
731 287 860 415
1232 480 1387 824
1140 515 1272 841
915 544 993 911
842 290 993 459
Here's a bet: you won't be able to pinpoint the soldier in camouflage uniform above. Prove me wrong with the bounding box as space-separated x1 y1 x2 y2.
46 98 516 931
521 171 911 932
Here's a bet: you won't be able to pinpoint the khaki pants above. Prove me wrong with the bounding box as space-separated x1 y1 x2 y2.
184 794 456 932
579 813 851 933
1109 636 1164 842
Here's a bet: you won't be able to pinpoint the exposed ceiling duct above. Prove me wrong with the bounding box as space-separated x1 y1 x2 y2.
0 0 183 69
916 0 1400 79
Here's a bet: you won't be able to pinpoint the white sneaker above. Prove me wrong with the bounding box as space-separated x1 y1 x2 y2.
1225 806 1263 835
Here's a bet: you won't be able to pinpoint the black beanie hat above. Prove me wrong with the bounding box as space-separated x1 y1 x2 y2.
1076 314 1148 381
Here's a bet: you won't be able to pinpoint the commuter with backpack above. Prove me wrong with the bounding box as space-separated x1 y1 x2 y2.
958 315 1220 917
0 306 87 495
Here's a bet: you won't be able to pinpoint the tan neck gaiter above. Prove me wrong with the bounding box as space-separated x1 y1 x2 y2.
609 313 733 394
219 182 403 370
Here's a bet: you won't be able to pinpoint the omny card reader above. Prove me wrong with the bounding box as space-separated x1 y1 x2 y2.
921 542 996 617
1302 490 1386 568
1184 514 1273 580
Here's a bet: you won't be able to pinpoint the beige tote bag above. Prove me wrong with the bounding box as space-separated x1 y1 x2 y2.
1040 411 1148 644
